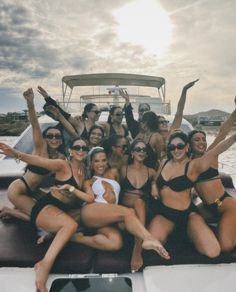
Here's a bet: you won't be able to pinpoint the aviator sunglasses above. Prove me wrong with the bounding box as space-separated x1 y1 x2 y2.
133 147 147 153
167 143 186 151
45 133 62 139
139 108 149 113
159 120 169 125
115 144 128 150
71 145 89 152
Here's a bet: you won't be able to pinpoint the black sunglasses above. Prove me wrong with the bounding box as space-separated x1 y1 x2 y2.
115 144 128 150
114 112 123 117
159 120 169 124
90 110 101 115
45 134 62 139
139 108 149 113
133 147 147 153
71 145 89 152
167 143 186 151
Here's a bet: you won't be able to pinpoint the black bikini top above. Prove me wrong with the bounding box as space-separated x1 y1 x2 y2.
122 166 152 193
156 160 194 192
27 164 50 176
109 124 129 138
197 167 219 183
54 164 81 189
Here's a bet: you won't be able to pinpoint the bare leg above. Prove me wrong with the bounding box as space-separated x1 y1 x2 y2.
72 226 123 251
0 206 30 221
131 199 146 272
187 213 221 258
34 205 78 292
81 203 170 259
217 200 236 252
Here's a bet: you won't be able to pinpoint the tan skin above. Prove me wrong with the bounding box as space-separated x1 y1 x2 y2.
88 127 104 149
108 137 129 171
38 86 101 137
147 134 236 258
0 139 93 292
101 107 128 138
0 88 65 221
120 141 157 272
191 130 236 252
73 151 170 262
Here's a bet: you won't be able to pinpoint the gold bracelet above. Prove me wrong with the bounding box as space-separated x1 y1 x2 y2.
15 153 22 164
69 186 75 193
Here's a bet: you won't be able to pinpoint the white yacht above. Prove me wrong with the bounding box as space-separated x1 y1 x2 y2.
0 73 236 292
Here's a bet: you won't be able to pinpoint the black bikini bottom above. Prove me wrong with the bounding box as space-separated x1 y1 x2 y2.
204 191 231 216
155 200 198 231
19 177 35 198
31 192 69 226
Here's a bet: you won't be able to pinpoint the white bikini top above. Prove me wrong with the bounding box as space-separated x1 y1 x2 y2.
92 176 120 204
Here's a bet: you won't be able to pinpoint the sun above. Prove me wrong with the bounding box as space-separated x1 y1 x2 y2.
113 0 172 57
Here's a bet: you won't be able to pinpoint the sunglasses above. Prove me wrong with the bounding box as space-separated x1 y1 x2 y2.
139 108 149 113
45 134 62 139
133 147 147 153
114 113 123 117
71 145 89 152
159 120 169 124
115 144 128 150
90 110 101 115
167 143 186 151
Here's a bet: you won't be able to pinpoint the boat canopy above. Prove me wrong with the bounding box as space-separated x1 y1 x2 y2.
61 73 166 107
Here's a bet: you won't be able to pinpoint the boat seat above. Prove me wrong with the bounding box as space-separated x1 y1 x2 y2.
0 219 94 274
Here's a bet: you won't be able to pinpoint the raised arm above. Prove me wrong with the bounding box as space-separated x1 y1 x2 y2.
208 97 236 151
192 133 236 176
169 79 199 133
46 105 79 138
23 88 44 154
0 142 66 173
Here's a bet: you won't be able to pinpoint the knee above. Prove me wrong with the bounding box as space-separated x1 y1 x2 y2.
66 220 78 234
108 234 123 251
204 244 221 258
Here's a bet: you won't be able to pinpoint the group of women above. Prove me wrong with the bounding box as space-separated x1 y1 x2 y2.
0 82 236 292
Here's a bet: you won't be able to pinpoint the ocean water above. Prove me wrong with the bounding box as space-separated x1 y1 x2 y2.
0 133 236 183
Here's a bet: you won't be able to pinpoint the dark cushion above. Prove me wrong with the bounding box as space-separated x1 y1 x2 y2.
0 219 94 273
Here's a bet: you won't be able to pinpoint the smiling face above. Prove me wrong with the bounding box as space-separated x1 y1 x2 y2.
91 152 108 176
168 137 188 161
158 116 169 132
45 128 63 150
89 128 104 146
70 139 88 161
112 137 128 157
190 132 207 156
132 141 147 162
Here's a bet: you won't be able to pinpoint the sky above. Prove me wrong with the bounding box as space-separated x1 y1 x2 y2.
0 0 236 114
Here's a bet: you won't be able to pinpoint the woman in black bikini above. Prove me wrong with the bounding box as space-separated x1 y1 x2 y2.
189 126 236 252
0 138 93 292
0 88 65 221
120 139 157 272
148 131 236 258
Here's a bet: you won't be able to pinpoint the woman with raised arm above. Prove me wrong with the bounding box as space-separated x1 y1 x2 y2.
0 88 65 221
100 106 129 138
120 139 157 272
188 99 236 252
73 147 170 263
147 131 236 258
0 138 93 292
38 86 101 141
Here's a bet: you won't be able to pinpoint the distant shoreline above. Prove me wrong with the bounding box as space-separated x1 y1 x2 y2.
0 121 29 136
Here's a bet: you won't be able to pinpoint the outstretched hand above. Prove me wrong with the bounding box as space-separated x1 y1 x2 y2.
0 143 16 158
183 79 199 90
45 105 60 119
119 89 130 101
23 88 34 102
37 86 49 99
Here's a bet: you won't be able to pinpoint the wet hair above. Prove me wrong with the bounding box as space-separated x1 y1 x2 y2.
88 125 105 141
141 111 159 132
82 103 96 120
107 106 122 124
102 134 129 155
167 131 189 160
128 138 146 164
188 130 206 145
42 126 66 155
138 103 150 111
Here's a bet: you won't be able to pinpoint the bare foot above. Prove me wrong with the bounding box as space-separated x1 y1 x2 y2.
131 244 143 272
0 206 14 220
142 237 170 260
34 260 50 292
37 233 53 245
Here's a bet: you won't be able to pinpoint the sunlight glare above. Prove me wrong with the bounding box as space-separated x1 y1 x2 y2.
113 0 172 56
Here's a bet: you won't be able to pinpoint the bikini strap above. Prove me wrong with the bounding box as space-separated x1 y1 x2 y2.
184 161 191 175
